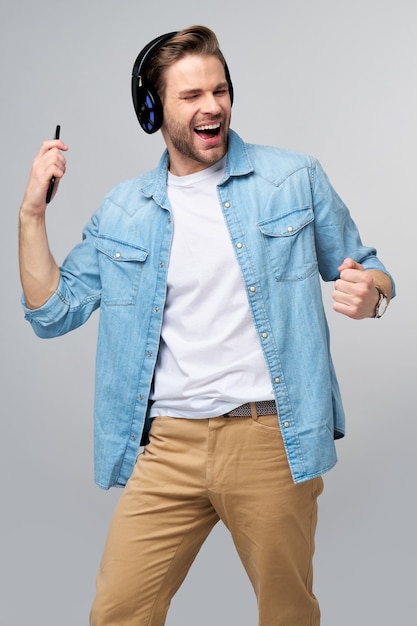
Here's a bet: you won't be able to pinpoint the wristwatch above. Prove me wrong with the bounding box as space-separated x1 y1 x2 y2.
374 287 389 318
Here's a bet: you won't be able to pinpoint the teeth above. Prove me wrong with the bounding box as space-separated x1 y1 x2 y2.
196 123 220 131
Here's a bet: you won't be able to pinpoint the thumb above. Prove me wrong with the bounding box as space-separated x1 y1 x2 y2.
337 257 364 273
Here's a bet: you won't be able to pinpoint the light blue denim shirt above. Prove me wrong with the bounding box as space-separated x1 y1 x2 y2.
23 130 395 489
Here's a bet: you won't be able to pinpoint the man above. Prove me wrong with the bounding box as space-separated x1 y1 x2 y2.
19 25 394 626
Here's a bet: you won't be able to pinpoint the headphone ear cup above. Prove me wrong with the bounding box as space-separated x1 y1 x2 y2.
132 81 164 134
131 32 177 134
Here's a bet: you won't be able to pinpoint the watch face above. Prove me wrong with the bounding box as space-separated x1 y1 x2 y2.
376 295 388 318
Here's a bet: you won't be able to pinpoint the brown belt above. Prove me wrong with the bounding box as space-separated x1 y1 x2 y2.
224 400 277 417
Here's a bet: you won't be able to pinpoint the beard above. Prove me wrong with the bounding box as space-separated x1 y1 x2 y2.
163 113 229 169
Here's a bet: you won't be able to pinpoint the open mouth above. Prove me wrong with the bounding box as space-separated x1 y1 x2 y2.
194 122 221 139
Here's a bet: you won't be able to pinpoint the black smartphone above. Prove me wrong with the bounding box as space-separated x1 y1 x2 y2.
45 125 61 203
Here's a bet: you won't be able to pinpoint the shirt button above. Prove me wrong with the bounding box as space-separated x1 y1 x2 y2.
284 421 290 428
154 306 159 313
274 377 280 384
224 202 231 208
249 286 256 293
287 226 293 233
261 332 268 339
115 252 121 259
131 435 137 441
236 242 243 249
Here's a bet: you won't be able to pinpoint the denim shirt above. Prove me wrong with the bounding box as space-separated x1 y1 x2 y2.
23 130 394 489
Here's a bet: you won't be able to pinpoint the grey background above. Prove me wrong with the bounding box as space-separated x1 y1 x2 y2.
1 0 415 624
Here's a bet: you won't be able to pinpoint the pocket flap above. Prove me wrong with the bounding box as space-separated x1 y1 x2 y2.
258 206 314 238
95 236 149 262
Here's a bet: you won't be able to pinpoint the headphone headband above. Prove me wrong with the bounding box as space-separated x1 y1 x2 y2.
131 32 178 87
131 30 233 134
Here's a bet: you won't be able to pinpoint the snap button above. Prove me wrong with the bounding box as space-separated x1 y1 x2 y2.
115 252 121 259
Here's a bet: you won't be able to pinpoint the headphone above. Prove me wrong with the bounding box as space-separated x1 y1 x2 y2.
131 31 234 134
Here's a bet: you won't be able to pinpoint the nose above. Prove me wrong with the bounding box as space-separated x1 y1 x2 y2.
200 91 222 114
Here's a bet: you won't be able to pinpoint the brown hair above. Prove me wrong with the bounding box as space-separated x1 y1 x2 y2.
146 25 228 100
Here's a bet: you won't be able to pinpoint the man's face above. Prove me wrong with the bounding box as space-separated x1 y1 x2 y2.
160 54 232 176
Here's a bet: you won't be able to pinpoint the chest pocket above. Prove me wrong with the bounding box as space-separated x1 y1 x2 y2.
258 206 317 281
95 236 149 305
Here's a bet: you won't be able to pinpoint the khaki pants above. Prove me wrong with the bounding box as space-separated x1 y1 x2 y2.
90 410 323 625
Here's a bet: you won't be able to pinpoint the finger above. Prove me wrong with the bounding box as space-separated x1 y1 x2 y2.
339 269 367 285
40 138 69 155
333 278 361 298
45 161 66 184
339 271 374 294
332 299 366 320
45 148 67 173
332 286 368 318
32 154 66 190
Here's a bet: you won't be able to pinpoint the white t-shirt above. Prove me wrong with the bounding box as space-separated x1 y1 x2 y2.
150 157 273 418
